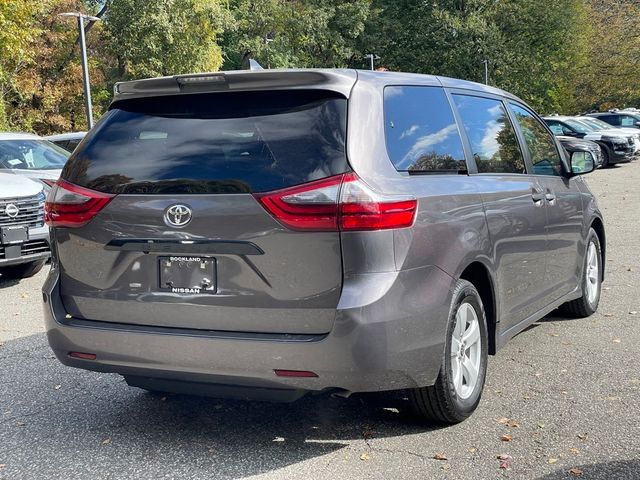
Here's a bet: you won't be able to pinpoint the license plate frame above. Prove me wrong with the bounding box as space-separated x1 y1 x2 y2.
159 256 217 294
1 225 28 245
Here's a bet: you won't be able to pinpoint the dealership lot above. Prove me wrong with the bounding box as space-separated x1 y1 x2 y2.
1 162 639 479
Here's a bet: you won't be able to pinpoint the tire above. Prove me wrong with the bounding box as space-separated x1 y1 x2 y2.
599 144 611 168
0 260 45 279
408 279 489 424
559 228 602 318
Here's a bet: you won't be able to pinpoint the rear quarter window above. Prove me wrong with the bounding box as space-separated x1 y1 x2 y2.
62 90 349 194
383 86 467 172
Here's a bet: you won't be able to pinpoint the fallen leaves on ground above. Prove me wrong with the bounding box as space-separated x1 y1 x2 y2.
433 452 448 461
501 434 513 442
360 452 370 461
101 438 111 445
496 417 520 427
548 457 559 464
569 467 584 476
613 338 621 343
497 454 512 469
570 448 580 455
468 447 477 454
577 433 588 440
441 463 451 471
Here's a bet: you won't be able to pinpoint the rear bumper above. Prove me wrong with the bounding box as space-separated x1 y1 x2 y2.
43 264 454 400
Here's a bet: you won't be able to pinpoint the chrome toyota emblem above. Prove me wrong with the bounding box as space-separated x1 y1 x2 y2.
5 203 19 218
164 204 192 227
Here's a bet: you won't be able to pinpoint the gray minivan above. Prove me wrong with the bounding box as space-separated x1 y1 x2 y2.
43 69 604 423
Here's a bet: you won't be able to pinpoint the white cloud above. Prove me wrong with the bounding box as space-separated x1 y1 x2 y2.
399 123 458 168
478 120 503 158
400 125 420 139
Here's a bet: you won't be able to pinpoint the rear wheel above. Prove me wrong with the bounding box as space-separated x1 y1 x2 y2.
0 260 46 279
408 279 488 424
559 228 602 317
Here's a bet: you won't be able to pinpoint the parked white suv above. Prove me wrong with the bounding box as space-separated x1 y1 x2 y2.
0 173 50 278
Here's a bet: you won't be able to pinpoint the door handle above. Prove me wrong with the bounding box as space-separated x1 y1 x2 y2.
545 191 556 204
531 188 544 206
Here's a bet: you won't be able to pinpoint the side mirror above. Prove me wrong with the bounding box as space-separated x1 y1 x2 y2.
635 121 640 128
570 151 595 175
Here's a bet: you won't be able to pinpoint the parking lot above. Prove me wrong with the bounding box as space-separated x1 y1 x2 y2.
1 161 639 480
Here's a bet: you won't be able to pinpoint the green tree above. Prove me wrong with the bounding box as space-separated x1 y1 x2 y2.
221 0 371 69
0 0 106 133
574 0 640 111
104 0 231 79
364 0 587 113
0 0 45 129
489 0 588 114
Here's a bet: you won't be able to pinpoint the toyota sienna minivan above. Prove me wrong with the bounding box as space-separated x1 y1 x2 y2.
43 69 605 423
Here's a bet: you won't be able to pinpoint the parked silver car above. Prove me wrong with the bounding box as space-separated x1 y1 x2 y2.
45 132 87 153
0 132 68 188
0 173 50 278
43 70 605 423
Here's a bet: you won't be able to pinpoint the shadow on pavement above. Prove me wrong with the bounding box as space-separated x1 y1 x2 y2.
0 332 440 479
0 274 20 289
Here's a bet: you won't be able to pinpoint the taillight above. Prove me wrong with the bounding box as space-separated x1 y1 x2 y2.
255 173 417 231
44 180 115 228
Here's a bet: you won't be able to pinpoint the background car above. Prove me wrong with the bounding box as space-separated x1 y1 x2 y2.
543 116 635 166
573 116 640 155
45 132 87 153
587 110 640 129
0 173 50 279
557 135 604 168
0 132 69 189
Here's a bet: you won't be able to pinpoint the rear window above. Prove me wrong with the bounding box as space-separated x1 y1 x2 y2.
62 90 348 194
383 86 466 172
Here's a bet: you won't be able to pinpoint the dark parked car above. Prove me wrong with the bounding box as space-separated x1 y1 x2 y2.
587 110 640 129
543 115 635 166
556 136 603 168
43 69 604 424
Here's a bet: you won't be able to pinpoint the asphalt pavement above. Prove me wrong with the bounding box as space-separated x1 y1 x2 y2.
1 161 639 480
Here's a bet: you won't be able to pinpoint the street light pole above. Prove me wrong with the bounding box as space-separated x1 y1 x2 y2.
58 12 101 129
481 59 489 85
364 53 380 71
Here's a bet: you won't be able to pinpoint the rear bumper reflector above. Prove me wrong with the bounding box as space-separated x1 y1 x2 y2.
68 351 97 360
